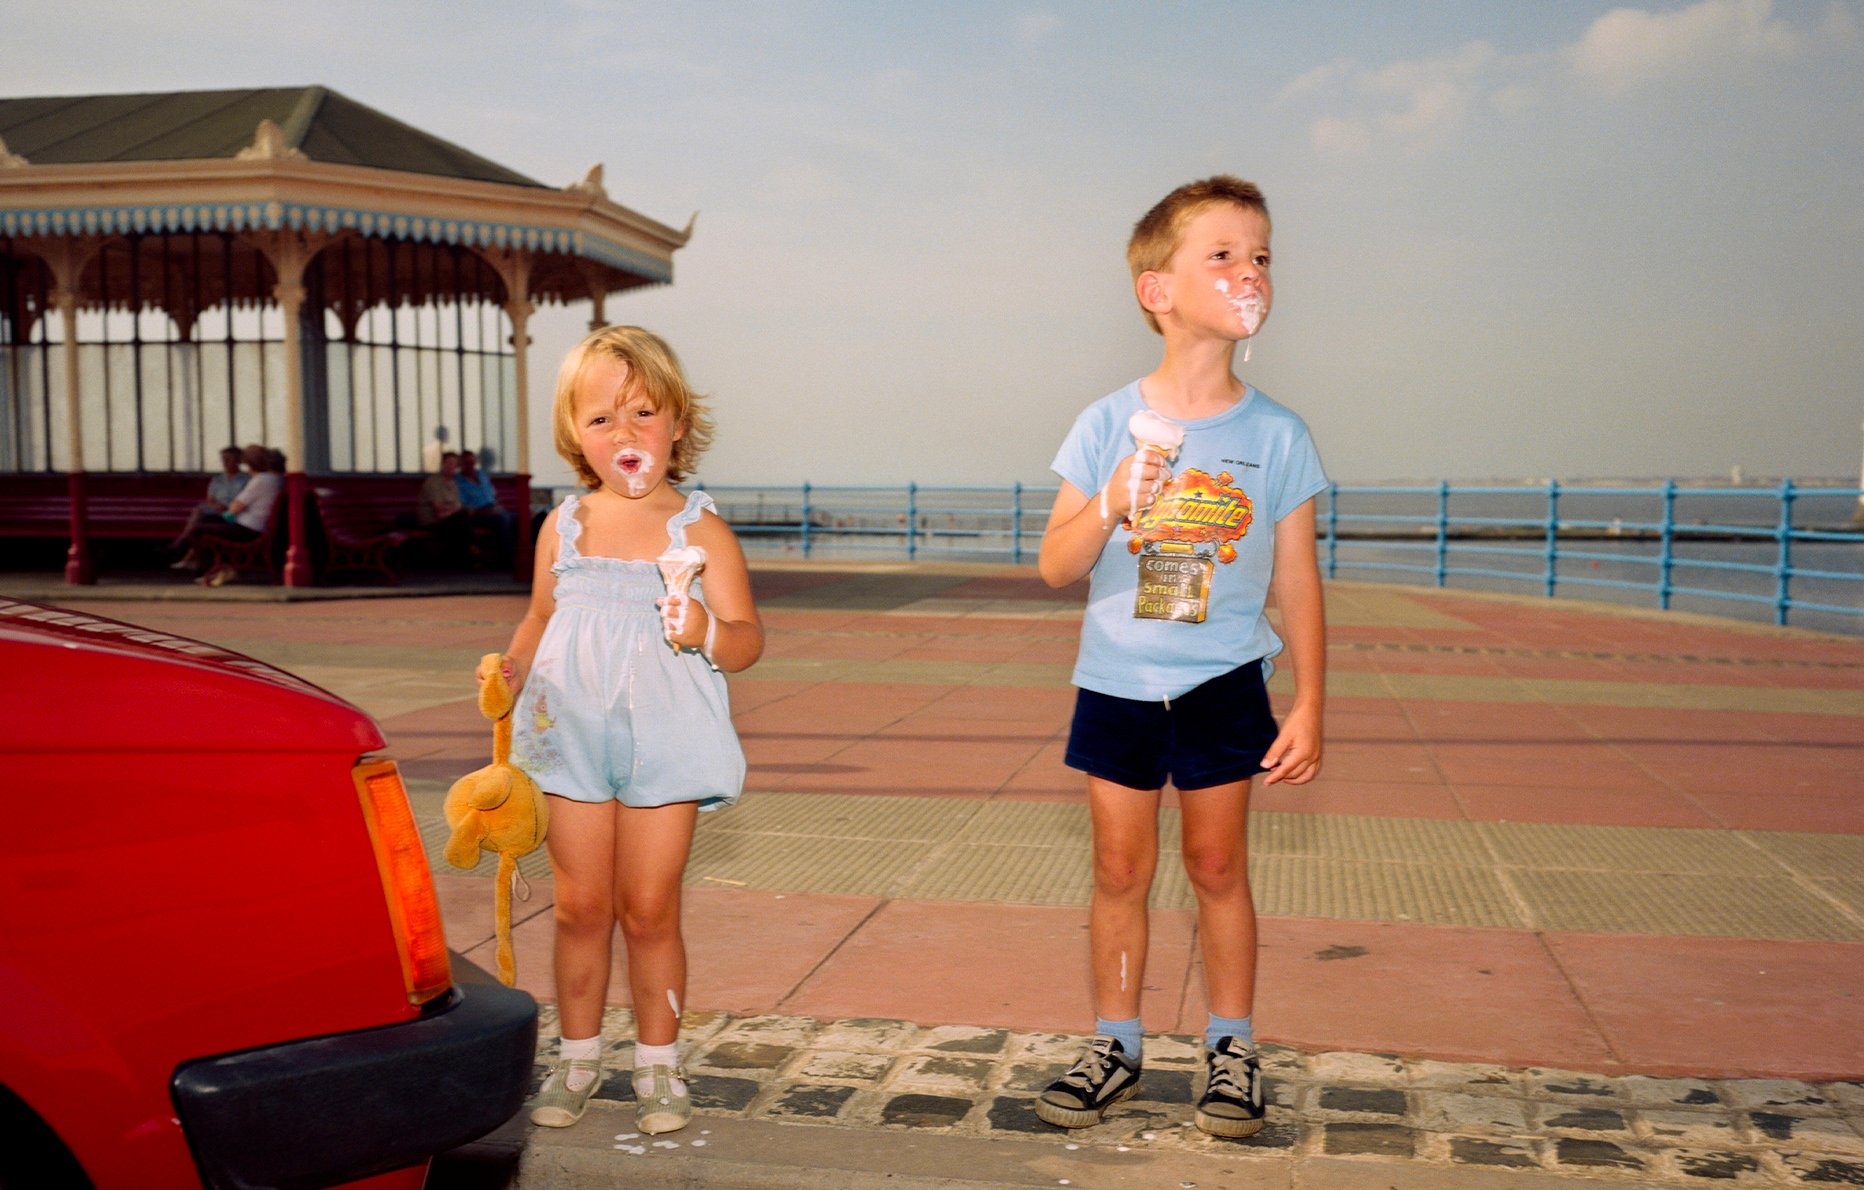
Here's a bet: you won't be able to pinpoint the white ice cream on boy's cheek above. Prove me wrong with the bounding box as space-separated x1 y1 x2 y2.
1215 278 1264 335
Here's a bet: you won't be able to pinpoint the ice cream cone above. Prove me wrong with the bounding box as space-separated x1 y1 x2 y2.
655 545 707 641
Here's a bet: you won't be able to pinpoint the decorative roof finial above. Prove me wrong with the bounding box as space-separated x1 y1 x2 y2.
0 136 27 169
567 163 608 200
236 119 307 162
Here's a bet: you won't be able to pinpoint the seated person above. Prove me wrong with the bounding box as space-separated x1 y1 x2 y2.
417 451 474 565
454 449 516 564
169 446 249 570
184 445 284 587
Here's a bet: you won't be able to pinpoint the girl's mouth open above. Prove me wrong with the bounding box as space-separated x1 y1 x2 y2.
614 449 647 475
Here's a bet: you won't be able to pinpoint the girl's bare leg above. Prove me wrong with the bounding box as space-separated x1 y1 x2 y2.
613 801 700 1046
543 796 620 1040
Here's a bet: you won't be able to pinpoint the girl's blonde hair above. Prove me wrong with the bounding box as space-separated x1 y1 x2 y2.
552 325 716 488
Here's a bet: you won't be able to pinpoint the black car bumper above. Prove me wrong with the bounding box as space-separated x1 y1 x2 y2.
171 954 537 1190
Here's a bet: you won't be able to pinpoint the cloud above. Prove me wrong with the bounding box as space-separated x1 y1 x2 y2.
1281 0 1834 154
1276 41 1511 152
1568 0 1801 93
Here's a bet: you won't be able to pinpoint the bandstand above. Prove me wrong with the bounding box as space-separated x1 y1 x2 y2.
0 86 689 585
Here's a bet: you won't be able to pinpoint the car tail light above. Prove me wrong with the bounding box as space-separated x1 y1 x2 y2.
353 758 452 1005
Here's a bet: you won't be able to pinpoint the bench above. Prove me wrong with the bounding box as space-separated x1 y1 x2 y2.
0 473 206 543
310 473 527 576
194 496 287 585
1 471 531 584
311 486 428 584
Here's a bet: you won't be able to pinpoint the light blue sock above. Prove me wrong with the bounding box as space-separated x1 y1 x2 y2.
1206 1013 1254 1050
1095 1016 1144 1062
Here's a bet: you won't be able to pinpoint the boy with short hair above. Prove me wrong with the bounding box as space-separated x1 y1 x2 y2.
1035 175 1327 1138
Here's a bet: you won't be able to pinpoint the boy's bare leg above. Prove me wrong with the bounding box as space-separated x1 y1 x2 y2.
1087 777 1163 1021
1178 779 1256 1018
613 801 699 1047
544 797 621 1040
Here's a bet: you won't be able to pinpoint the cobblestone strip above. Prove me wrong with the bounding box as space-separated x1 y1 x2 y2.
534 1007 1864 1186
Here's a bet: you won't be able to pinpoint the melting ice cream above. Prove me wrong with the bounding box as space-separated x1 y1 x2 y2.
1120 408 1184 521
655 545 707 640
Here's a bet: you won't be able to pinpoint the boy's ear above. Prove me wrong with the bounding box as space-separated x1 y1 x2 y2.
1136 271 1171 318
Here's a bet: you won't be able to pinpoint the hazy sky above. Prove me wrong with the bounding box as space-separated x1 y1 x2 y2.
7 1 1862 486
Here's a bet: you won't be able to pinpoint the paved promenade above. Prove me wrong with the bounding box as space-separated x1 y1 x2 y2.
16 563 1862 1187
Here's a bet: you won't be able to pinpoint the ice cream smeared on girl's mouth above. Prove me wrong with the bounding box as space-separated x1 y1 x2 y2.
1215 278 1265 336
611 448 656 495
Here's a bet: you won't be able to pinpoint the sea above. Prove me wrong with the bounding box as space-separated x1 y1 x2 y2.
686 480 1864 637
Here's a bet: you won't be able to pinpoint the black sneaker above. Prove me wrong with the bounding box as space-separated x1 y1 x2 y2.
1035 1036 1141 1128
1195 1036 1265 1137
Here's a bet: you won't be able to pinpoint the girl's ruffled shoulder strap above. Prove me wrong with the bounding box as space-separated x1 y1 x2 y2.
664 488 717 549
553 492 584 566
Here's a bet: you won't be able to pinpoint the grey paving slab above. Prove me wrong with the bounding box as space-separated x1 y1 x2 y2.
435 1009 1864 1188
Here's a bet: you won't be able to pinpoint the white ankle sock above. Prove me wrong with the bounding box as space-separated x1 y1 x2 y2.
633 1041 685 1096
559 1035 601 1091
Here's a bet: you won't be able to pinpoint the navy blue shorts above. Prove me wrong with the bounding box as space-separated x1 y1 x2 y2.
1064 661 1280 792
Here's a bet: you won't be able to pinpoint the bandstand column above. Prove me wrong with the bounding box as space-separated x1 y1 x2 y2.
256 231 321 587
505 289 536 581
27 235 104 584
274 277 314 587
51 284 90 584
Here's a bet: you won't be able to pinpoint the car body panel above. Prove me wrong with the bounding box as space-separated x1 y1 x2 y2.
0 600 534 1188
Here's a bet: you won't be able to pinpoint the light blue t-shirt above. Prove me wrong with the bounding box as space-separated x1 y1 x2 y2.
1051 380 1328 701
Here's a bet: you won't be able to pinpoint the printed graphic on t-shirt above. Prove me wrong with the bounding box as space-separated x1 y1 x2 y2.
1128 469 1253 623
1127 469 1253 563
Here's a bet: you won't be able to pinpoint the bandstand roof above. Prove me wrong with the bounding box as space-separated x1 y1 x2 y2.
0 86 691 307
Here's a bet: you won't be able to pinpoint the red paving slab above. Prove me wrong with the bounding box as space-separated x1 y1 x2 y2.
776 900 1197 1036
1543 933 1864 1081
1249 918 1621 1072
455 882 886 1019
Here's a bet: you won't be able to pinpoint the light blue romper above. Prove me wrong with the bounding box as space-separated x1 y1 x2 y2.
510 489 744 810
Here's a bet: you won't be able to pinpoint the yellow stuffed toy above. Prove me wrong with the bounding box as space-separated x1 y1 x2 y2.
445 653 549 986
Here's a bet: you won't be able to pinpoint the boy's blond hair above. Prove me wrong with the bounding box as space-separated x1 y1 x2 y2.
552 325 716 488
1127 175 1270 334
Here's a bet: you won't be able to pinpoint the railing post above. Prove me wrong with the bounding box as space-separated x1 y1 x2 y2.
1434 480 1450 588
1544 480 1561 597
1658 480 1676 609
1325 481 1339 579
800 481 812 558
1774 478 1795 625
907 482 918 560
1011 482 1024 564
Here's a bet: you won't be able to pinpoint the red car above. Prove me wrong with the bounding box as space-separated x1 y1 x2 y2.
0 599 536 1189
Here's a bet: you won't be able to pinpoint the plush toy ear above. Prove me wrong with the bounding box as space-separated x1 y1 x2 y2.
443 797 488 869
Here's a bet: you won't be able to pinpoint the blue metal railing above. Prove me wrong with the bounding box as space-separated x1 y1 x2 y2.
1314 480 1864 628
694 481 1054 565
657 480 1863 629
